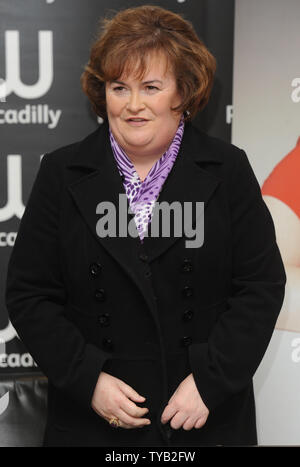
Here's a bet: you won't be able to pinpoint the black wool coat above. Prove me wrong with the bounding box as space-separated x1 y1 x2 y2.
5 119 286 447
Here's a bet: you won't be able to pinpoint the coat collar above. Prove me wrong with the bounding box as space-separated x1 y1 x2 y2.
67 119 222 312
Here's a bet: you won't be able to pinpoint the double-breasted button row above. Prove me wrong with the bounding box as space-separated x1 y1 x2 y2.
90 261 106 301
138 251 152 278
181 260 193 348
182 306 193 346
89 261 113 344
89 259 106 302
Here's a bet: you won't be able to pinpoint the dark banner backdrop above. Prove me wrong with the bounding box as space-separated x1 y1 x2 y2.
0 0 234 446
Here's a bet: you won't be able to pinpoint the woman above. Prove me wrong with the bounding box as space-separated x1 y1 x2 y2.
5 5 286 447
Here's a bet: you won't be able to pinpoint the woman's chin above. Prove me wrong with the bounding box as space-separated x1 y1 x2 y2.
124 136 153 149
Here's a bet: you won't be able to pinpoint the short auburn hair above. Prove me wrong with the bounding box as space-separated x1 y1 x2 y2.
81 5 216 122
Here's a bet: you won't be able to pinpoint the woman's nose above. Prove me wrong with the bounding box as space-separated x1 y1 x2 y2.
127 90 145 112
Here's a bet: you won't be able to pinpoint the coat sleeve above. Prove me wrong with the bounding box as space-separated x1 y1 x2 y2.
188 148 287 411
5 152 110 409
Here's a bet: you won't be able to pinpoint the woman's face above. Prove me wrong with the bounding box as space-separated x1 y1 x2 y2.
105 52 182 160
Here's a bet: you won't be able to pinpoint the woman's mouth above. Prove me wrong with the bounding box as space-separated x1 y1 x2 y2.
126 118 149 126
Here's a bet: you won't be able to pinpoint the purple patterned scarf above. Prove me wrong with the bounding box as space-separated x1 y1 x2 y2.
109 115 185 242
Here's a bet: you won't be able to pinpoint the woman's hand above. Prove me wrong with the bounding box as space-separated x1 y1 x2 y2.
91 371 151 429
161 373 209 430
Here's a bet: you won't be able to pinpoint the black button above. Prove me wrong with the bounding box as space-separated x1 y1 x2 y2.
139 253 148 262
89 261 102 276
182 286 193 298
145 271 152 278
95 288 106 301
182 336 192 347
99 313 110 327
102 337 114 351
182 258 193 273
182 309 194 321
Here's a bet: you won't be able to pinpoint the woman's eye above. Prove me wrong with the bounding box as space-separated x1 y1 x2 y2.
112 86 125 92
111 85 159 93
146 86 158 91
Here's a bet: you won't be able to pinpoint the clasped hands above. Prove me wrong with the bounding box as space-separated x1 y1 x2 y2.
91 371 209 430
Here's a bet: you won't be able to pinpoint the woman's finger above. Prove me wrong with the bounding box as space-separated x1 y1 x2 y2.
116 407 151 428
194 416 206 429
169 411 188 430
161 404 178 424
182 416 198 431
119 397 149 418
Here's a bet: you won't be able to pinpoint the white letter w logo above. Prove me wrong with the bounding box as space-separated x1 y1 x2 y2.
0 30 53 99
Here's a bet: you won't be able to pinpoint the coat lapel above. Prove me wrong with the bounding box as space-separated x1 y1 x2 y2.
67 119 222 307
142 127 222 261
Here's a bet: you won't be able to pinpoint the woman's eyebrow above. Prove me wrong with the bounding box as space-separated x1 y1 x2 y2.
111 79 163 85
